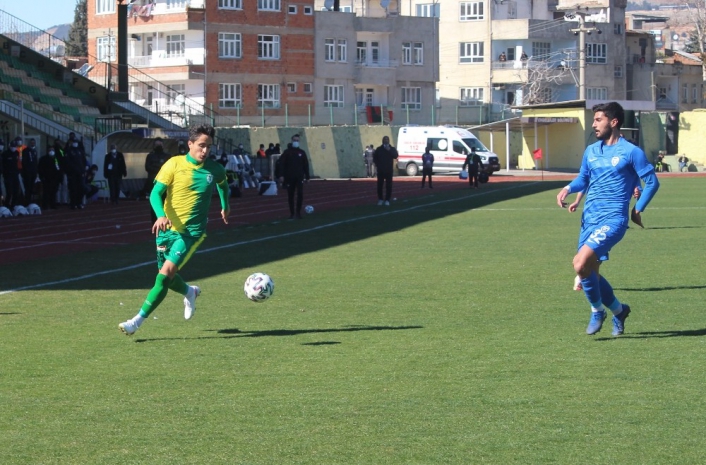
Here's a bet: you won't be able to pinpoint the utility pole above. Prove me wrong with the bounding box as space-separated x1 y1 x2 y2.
569 12 599 100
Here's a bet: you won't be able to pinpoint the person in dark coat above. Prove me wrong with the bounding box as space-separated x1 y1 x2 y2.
142 137 172 221
1 139 21 208
421 145 434 189
37 145 63 209
20 138 39 204
277 134 310 219
64 140 87 209
372 135 398 206
104 143 127 204
462 147 484 189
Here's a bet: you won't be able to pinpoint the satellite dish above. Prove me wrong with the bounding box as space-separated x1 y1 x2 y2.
324 0 333 10
673 34 679 41
380 0 390 9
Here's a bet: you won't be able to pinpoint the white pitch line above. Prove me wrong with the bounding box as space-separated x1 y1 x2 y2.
0 182 533 296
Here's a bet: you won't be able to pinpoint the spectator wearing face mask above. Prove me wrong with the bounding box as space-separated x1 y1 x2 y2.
64 137 88 210
104 143 127 204
21 138 39 204
1 139 21 208
372 135 398 206
38 145 63 209
64 132 85 157
277 134 310 219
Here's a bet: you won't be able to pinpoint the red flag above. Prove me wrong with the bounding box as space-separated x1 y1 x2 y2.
533 148 543 160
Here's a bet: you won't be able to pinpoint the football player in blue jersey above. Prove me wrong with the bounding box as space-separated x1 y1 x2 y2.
556 102 660 336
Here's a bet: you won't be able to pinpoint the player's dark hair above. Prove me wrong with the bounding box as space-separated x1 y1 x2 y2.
291 133 300 140
592 102 624 129
189 124 216 142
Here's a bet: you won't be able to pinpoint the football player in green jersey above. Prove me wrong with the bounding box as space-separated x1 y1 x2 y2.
119 124 230 336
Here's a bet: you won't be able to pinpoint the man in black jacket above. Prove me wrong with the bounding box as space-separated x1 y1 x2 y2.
21 138 39 204
372 136 398 206
104 143 128 204
278 134 310 219
462 147 484 189
1 139 20 208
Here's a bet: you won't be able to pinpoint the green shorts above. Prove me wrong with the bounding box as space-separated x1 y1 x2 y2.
155 229 206 270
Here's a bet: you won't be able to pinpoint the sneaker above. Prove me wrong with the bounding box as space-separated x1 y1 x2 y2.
118 319 137 336
384 200 390 206
586 310 606 335
612 304 631 336
377 200 384 206
184 285 201 320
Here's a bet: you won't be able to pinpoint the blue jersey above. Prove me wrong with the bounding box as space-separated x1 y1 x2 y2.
569 138 655 225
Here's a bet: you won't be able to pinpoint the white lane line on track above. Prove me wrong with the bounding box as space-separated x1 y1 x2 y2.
0 183 532 295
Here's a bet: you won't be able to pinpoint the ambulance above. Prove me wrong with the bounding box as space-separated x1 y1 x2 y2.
395 126 501 176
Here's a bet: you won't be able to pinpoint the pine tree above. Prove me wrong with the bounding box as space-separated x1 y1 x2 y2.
65 0 87 57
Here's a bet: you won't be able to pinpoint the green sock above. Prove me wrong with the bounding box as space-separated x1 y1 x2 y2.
169 273 189 296
139 274 172 318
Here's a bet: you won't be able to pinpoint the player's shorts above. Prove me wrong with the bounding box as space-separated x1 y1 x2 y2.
155 229 206 270
577 220 627 262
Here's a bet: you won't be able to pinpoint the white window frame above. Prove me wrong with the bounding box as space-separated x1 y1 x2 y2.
586 43 607 64
356 41 367 63
402 42 412 65
460 42 484 63
303 83 313 93
460 87 484 106
287 82 296 93
166 84 185 106
416 3 440 17
324 85 344 108
614 65 623 78
218 33 242 59
288 5 297 14
460 2 484 21
96 36 116 62
304 6 313 15
337 39 347 62
166 34 185 58
401 87 422 110
682 83 689 103
166 0 187 10
219 83 242 109
258 35 280 60
413 42 424 65
218 0 243 9
258 84 280 108
325 39 336 62
586 87 607 100
258 0 281 11
693 84 699 104
96 0 116 15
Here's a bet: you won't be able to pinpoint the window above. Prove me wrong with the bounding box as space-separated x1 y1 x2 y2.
614 65 623 78
218 33 242 58
166 0 187 9
460 2 484 21
532 42 550 61
304 6 313 14
404 42 424 65
614 23 623 35
371 42 379 64
166 84 185 106
416 3 440 17
414 42 424 65
586 43 607 64
96 0 115 14
219 83 242 108
258 35 280 60
460 87 484 105
303 83 313 93
325 39 336 62
219 0 243 8
460 42 484 63
402 42 412 64
356 41 367 63
586 87 607 100
337 39 347 62
324 85 344 107
258 0 280 11
507 1 517 19
96 36 116 62
693 84 699 104
401 87 422 110
258 84 280 108
166 34 185 58
682 83 688 103
287 82 296 93
288 5 297 14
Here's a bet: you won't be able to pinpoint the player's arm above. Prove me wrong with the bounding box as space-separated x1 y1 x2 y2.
631 171 659 228
557 155 589 208
568 190 585 212
150 181 170 234
216 176 230 224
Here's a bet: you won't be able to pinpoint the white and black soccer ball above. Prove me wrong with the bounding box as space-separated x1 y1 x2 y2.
26 203 42 215
304 205 314 214
0 206 12 218
12 205 29 216
244 272 275 303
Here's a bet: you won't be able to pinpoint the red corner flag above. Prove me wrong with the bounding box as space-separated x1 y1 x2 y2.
533 148 543 160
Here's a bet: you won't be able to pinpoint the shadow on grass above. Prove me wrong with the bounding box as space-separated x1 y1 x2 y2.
133 324 423 343
596 328 706 340
301 341 341 346
613 285 706 292
0 312 20 315
642 226 704 230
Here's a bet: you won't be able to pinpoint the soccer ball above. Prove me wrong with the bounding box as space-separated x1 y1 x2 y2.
244 272 274 302
304 205 314 214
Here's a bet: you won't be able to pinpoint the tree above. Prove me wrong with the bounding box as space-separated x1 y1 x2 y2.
65 0 87 57
683 0 706 80
515 58 571 105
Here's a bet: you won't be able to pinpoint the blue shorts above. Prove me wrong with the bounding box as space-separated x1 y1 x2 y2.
577 220 627 262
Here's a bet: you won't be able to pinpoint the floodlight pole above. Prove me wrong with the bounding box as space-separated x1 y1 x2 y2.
569 13 598 101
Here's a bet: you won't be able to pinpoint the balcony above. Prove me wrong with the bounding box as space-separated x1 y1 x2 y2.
492 59 576 85
129 49 205 68
354 59 398 86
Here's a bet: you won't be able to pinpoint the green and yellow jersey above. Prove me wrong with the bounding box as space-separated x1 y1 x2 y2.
152 154 228 237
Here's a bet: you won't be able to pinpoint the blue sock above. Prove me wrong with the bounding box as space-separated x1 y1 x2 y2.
581 271 604 312
599 275 623 315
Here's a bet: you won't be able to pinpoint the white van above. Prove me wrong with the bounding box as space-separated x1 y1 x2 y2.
396 126 501 176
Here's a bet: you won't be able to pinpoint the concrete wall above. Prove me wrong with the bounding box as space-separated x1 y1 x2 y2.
676 110 706 166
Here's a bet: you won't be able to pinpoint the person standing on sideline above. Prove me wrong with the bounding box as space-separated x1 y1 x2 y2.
142 137 172 221
103 143 127 204
462 147 484 189
119 124 230 336
278 134 310 219
37 145 63 209
373 136 398 205
421 145 434 188
63 139 87 210
21 138 39 205
364 144 375 178
1 139 20 208
556 101 659 337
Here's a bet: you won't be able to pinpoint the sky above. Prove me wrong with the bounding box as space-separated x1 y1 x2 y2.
0 0 77 31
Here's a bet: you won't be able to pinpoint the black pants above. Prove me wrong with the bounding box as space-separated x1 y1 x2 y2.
377 173 393 201
286 177 304 216
2 172 20 208
469 169 479 188
67 173 84 207
22 172 37 204
421 168 433 187
41 179 59 209
108 176 122 204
